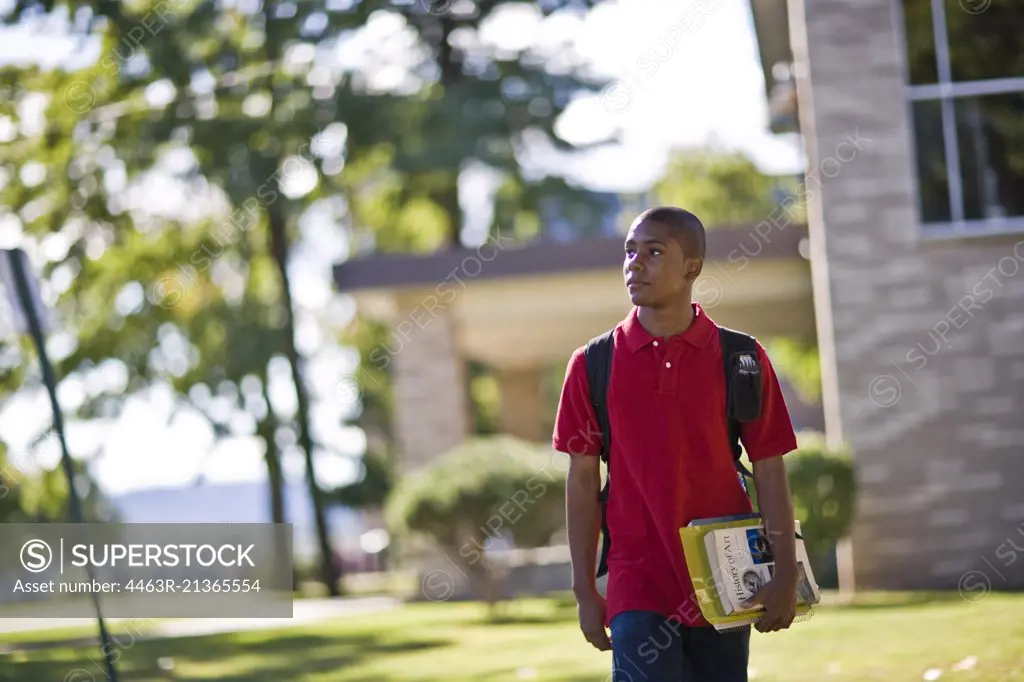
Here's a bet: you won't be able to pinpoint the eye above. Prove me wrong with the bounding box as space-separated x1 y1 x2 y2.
624 247 636 257
650 248 663 256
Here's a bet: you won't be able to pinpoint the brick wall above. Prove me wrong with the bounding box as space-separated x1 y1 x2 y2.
790 0 1024 591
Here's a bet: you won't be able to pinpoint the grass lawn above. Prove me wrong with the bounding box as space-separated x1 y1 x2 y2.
2 591 1022 681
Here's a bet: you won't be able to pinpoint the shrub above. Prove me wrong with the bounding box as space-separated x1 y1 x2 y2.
780 438 856 587
386 435 566 606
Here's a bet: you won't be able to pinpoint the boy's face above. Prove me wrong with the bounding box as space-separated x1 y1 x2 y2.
623 219 702 308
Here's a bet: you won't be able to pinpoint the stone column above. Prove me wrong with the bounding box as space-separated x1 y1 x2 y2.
388 294 471 472
496 366 547 443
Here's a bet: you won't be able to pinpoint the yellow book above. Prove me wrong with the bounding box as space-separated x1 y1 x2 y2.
679 513 820 631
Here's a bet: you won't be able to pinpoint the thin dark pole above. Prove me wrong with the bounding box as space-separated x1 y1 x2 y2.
5 250 120 682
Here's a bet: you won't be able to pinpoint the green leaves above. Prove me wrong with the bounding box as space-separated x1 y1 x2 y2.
785 440 856 564
385 435 566 553
765 337 822 404
653 148 804 228
334 447 394 509
0 436 114 525
0 0 617 547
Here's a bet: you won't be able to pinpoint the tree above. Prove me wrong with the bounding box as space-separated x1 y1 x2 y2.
386 435 566 615
652 147 804 227
0 0 364 594
0 423 115 526
0 0 616 597
330 1 615 252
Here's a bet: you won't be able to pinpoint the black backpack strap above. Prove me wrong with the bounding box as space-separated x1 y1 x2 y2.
718 326 760 479
584 329 614 579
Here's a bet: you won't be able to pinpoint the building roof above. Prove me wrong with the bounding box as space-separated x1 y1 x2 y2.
748 0 799 134
332 222 808 293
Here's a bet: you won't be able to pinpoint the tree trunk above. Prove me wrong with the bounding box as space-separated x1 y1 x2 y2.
267 201 341 597
257 388 287 527
261 0 339 598
461 553 507 620
437 14 463 250
256 381 297 590
258 412 299 593
265 438 286 528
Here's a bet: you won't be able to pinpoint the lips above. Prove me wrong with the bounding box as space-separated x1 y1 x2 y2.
626 280 648 287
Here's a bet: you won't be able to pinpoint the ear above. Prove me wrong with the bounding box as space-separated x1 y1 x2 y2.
685 257 703 282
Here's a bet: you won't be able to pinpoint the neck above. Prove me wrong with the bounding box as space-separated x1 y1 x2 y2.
636 300 695 338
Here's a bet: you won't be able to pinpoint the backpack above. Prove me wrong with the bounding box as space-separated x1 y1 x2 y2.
583 324 763 579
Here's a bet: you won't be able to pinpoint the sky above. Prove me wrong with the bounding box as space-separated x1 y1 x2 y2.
0 0 805 499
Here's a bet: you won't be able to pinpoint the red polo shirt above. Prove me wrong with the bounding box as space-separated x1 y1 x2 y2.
553 303 798 628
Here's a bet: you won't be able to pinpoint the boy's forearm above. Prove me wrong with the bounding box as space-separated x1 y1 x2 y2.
753 456 798 574
566 469 602 597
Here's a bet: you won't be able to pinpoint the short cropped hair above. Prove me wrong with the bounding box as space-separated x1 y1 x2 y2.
636 206 706 260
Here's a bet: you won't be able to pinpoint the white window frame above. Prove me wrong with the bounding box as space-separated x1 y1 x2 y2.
898 0 1024 238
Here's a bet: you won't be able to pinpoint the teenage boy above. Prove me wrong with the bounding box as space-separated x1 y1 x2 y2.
553 207 800 682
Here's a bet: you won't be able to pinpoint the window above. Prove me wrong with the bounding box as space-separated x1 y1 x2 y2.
901 0 1024 234
903 1 937 85
955 93 1024 221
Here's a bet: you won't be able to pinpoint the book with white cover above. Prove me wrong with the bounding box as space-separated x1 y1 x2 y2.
702 519 821 616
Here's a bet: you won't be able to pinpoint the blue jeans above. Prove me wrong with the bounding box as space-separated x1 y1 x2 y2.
609 611 751 682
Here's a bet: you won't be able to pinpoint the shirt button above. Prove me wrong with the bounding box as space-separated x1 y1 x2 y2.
665 361 672 368
653 341 659 347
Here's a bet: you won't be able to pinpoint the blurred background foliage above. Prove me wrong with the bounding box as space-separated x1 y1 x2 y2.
777 433 856 588
765 337 821 404
0 0 829 596
385 435 567 609
652 147 807 227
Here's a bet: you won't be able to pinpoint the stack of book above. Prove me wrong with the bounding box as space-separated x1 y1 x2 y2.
678 513 821 631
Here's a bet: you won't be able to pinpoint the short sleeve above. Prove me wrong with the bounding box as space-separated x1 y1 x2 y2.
740 342 799 462
552 347 603 457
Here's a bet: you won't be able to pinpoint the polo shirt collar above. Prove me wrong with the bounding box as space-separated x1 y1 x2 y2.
621 302 715 353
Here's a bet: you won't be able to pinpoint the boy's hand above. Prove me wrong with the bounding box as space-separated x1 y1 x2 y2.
742 568 798 633
576 590 612 650
750 455 800 634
